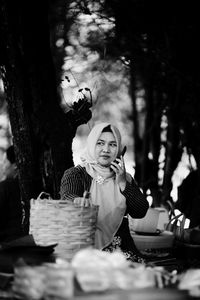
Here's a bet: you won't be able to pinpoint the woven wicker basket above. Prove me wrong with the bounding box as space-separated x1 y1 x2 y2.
29 194 99 261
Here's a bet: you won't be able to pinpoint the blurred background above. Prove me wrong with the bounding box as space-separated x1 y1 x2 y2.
0 0 199 230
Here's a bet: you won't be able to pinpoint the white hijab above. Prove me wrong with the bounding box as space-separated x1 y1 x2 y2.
81 122 127 249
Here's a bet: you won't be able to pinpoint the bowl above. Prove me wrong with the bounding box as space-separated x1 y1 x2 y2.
131 230 175 250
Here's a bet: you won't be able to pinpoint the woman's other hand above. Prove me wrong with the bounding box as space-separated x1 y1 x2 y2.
74 197 91 207
110 156 126 191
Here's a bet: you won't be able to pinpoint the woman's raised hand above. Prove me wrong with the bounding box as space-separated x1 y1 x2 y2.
110 155 126 191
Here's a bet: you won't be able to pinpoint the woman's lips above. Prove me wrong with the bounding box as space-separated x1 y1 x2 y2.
100 155 110 160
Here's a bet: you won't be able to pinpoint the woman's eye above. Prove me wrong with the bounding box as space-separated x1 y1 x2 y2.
110 143 117 147
97 141 104 146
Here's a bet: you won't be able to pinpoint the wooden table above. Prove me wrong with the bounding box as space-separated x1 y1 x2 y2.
0 285 191 300
74 288 190 300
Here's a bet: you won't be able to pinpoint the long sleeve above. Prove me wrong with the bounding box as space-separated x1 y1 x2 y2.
60 165 92 200
121 177 149 218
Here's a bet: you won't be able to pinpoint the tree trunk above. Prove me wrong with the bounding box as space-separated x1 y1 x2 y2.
0 0 92 233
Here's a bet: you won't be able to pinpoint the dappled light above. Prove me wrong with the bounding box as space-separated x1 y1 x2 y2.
1 2 200 299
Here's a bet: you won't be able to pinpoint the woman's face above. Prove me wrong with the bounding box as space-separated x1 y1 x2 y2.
95 131 118 167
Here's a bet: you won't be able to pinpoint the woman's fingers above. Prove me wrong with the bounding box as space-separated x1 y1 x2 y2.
74 197 90 207
84 199 90 207
120 155 125 168
111 160 120 171
111 156 125 174
74 197 81 205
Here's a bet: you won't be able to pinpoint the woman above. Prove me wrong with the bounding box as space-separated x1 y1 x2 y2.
60 122 149 261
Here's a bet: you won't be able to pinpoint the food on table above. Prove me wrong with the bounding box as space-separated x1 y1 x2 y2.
71 248 162 291
12 261 74 300
12 266 46 300
178 268 200 297
11 248 177 299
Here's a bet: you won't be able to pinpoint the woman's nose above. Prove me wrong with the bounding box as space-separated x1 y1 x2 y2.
103 144 109 152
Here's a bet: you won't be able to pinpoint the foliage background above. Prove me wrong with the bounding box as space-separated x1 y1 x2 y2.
0 0 200 231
